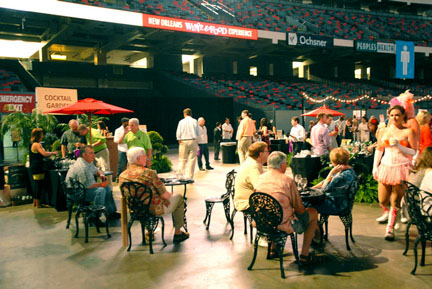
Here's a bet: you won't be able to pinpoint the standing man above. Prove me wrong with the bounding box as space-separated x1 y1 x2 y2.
222 117 233 142
326 114 339 149
352 115 359 142
176 108 199 179
234 142 269 212
60 119 84 158
289 116 306 156
213 122 222 161
334 116 345 146
118 118 152 168
78 124 110 172
310 113 332 156
197 117 213 171
114 117 129 182
236 110 257 164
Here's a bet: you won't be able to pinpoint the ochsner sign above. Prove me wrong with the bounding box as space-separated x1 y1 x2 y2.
287 33 333 48
35 87 77 113
142 14 258 40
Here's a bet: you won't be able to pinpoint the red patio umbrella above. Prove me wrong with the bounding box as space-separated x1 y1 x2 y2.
301 105 345 117
45 98 134 143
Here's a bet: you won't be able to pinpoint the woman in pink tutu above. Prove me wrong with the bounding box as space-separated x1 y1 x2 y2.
374 105 416 241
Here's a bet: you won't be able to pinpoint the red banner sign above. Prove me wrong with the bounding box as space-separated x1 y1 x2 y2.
142 14 258 40
0 92 35 113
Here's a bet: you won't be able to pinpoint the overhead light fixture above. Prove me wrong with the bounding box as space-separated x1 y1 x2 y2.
0 39 46 58
0 0 142 27
51 53 67 60
130 57 148 68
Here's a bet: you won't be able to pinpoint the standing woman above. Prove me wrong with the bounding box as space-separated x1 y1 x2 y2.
342 118 354 141
416 110 432 154
375 105 416 241
30 128 57 208
259 118 273 146
97 121 109 137
368 117 379 144
358 116 370 142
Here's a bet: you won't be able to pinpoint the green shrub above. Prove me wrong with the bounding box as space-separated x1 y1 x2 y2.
355 174 379 203
148 131 172 173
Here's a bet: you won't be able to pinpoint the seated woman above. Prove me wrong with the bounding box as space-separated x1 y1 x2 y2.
418 148 432 216
408 147 432 217
312 148 357 215
409 147 432 187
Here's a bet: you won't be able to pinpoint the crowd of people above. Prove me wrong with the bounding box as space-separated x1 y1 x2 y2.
25 90 432 257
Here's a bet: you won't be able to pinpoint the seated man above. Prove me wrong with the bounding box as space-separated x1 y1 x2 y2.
234 141 269 212
255 151 318 264
65 146 120 222
119 147 189 243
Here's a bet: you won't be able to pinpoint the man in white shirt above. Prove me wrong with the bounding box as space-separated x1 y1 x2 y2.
197 117 213 171
334 116 345 146
176 108 199 179
311 113 332 156
222 117 233 141
114 117 129 182
289 117 306 155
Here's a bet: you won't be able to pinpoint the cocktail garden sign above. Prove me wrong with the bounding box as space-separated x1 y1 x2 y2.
35 87 77 113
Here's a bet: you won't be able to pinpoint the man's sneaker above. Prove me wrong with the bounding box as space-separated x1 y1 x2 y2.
258 238 268 247
376 211 389 223
109 212 121 220
206 166 214 170
199 167 205 171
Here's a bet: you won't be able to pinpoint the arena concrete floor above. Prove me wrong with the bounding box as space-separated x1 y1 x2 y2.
0 148 431 289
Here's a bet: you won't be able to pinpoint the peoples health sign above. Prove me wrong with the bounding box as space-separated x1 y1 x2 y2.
142 14 257 40
287 33 333 47
354 40 395 54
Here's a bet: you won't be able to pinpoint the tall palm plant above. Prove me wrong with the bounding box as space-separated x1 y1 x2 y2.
1 111 58 149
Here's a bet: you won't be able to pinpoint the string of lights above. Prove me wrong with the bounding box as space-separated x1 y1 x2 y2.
302 93 432 105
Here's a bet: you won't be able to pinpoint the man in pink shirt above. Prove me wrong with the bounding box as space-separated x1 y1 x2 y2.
236 110 257 164
255 151 318 264
311 113 332 156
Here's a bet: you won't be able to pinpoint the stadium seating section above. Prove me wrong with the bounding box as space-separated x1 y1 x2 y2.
167 71 413 110
0 68 27 92
60 0 432 46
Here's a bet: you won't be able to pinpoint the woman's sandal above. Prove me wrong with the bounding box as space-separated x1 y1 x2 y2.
299 252 319 266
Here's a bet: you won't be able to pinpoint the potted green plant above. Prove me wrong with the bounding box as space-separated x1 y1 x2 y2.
1 111 59 150
148 131 172 173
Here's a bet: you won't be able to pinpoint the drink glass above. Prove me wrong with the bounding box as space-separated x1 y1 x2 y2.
300 178 308 191
295 174 302 185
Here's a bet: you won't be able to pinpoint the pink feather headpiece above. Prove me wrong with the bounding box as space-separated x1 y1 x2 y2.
389 90 415 119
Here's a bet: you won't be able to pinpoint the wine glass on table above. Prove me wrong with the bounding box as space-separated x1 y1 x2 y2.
295 174 302 190
300 177 308 192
